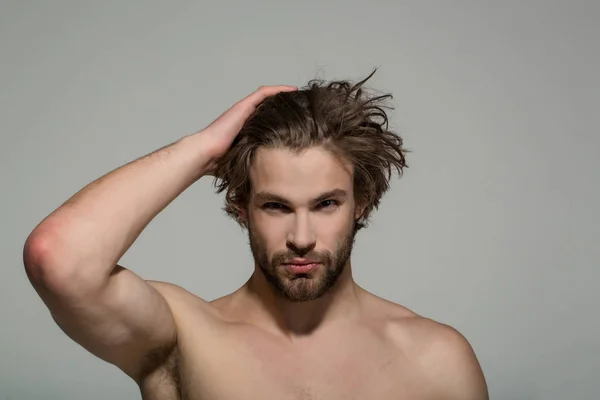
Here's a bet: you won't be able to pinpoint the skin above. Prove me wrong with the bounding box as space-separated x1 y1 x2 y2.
24 86 489 399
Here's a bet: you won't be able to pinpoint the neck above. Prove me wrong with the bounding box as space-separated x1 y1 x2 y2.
240 261 363 339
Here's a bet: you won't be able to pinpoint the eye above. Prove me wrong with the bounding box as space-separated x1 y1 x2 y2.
317 199 339 209
262 202 289 211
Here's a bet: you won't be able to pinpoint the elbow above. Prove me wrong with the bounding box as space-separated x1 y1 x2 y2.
24 229 55 276
23 220 112 298
24 229 58 281
23 228 80 294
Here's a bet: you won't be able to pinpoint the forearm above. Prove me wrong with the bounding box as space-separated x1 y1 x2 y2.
25 131 213 284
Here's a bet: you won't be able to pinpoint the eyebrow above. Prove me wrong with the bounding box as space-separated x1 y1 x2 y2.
254 189 348 205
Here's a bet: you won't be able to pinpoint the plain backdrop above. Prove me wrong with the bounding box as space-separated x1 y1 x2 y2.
1 1 598 399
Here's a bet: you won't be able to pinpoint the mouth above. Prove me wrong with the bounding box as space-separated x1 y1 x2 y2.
282 261 320 274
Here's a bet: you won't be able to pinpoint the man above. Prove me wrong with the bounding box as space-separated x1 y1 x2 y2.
23 72 489 399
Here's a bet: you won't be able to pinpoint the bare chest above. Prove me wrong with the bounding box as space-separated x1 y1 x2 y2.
142 327 434 400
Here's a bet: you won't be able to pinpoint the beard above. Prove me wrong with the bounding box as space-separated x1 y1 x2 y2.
248 220 357 302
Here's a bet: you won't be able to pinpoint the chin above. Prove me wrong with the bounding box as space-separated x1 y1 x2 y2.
280 276 328 302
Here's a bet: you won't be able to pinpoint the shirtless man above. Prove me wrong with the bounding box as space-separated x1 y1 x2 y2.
23 74 489 399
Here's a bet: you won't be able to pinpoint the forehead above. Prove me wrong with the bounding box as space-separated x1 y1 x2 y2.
249 146 353 199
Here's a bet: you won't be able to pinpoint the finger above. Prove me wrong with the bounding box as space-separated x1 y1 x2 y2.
237 85 297 117
211 85 297 129
244 85 297 107
206 85 297 133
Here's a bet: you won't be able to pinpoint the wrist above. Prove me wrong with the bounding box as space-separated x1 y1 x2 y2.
176 131 216 180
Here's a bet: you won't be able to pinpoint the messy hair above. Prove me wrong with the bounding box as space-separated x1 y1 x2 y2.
213 69 409 231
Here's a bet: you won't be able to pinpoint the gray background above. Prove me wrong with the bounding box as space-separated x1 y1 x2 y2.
1 1 598 399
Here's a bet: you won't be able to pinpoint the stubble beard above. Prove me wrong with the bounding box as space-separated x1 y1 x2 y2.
248 221 357 302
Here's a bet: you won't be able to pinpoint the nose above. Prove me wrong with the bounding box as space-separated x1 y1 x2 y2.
286 211 316 255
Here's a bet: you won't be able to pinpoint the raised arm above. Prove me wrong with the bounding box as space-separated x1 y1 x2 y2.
22 85 296 380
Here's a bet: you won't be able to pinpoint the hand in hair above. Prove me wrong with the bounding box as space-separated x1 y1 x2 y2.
199 85 297 175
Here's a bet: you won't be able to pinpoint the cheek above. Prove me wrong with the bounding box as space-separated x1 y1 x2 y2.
316 213 353 244
251 214 289 248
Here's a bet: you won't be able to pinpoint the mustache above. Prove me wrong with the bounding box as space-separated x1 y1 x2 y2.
271 251 332 265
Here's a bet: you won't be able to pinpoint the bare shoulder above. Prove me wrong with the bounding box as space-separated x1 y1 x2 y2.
136 281 224 370
145 280 218 316
144 280 226 339
145 280 194 302
383 305 489 399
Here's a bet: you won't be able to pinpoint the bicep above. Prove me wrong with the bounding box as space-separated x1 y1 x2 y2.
38 265 177 379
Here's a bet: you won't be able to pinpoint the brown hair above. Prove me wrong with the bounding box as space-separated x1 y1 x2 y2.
213 69 409 230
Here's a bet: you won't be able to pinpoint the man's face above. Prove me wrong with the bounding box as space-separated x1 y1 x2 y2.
245 146 360 302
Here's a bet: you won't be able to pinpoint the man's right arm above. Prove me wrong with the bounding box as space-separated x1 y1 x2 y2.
23 132 213 380
22 85 297 381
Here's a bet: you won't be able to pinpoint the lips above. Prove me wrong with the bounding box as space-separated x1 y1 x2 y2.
283 261 320 274
284 258 317 265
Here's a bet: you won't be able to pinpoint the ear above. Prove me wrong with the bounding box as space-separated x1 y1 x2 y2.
236 205 249 227
354 202 367 221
